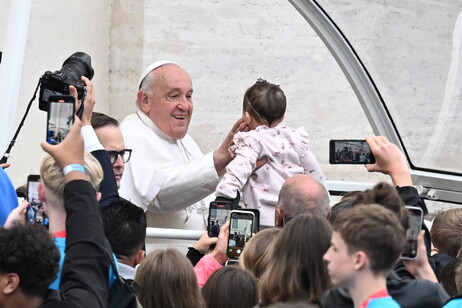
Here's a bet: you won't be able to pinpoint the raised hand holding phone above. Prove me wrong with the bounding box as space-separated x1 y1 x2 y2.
364 136 413 187
41 116 86 183
211 220 230 265
402 230 438 282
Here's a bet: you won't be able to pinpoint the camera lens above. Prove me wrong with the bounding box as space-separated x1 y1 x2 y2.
60 52 94 82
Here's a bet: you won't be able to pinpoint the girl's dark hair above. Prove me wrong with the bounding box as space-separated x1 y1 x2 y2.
243 79 286 126
202 266 259 308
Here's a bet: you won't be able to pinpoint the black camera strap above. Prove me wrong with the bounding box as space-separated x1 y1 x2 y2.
0 78 41 164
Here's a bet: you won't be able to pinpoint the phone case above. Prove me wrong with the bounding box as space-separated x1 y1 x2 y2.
401 205 423 259
227 210 255 259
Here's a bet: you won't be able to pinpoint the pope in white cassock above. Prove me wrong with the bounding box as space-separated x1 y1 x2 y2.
119 61 246 238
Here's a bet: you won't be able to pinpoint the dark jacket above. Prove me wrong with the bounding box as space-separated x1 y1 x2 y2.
92 149 119 207
40 180 113 307
320 270 449 308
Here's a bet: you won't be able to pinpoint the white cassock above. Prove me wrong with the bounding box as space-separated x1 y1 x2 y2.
119 109 219 235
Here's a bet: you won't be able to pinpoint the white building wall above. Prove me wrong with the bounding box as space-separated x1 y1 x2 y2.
4 0 449 189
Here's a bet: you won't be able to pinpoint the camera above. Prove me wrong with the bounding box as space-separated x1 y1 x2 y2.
38 52 94 111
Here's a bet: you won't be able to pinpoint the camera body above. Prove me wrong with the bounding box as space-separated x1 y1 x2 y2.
39 52 94 111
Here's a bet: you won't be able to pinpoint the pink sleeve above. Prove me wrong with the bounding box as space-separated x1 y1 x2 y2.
194 254 223 287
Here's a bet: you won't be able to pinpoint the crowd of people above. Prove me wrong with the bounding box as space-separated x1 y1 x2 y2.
0 61 460 308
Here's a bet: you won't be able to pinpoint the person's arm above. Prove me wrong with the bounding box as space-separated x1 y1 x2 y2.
402 230 438 282
194 221 229 286
1 163 10 169
41 117 113 307
60 180 112 306
91 149 119 207
71 78 119 207
3 201 28 228
365 136 431 253
0 166 20 226
213 118 249 176
215 133 259 200
187 232 218 266
365 136 428 212
365 136 412 187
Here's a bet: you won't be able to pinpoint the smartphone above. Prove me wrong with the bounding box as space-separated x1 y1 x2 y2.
26 175 48 226
225 259 239 266
46 95 75 145
239 208 260 234
227 210 255 259
207 200 234 237
329 139 375 164
401 205 423 260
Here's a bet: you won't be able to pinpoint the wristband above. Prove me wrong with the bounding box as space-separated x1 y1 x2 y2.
63 164 86 176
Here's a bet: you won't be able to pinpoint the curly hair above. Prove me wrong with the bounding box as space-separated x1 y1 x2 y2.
0 224 60 297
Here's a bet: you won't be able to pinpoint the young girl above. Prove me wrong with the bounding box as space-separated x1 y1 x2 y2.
215 79 325 228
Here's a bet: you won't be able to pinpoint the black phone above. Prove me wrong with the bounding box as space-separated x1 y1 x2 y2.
329 139 375 164
26 175 48 226
401 205 423 260
207 200 234 237
46 95 75 145
227 210 255 259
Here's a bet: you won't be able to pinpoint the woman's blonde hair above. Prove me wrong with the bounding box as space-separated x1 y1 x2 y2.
240 228 281 279
40 151 103 200
135 249 204 308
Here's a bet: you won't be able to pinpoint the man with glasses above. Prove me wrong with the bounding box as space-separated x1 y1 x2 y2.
91 112 132 189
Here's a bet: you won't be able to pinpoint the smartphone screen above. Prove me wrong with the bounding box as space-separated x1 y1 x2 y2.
239 208 260 234
227 210 255 259
26 175 48 227
208 201 233 237
401 205 423 259
46 95 75 145
329 139 376 164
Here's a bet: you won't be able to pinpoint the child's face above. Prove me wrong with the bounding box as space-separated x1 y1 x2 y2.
323 231 356 288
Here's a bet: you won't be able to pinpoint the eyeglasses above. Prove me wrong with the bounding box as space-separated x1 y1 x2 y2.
106 149 132 164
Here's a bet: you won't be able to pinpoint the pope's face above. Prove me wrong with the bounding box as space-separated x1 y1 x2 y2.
140 64 193 140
